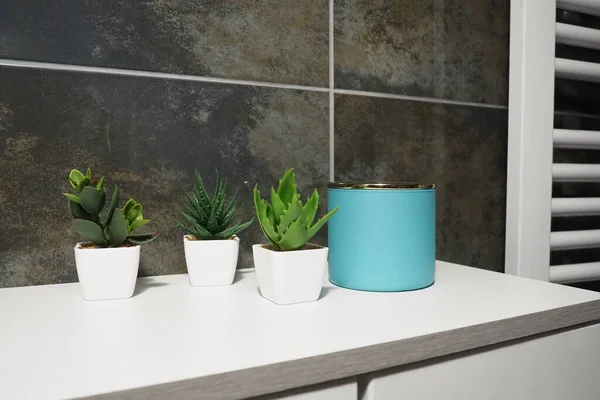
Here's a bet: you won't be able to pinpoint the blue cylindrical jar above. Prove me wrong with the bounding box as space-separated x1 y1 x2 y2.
327 182 436 292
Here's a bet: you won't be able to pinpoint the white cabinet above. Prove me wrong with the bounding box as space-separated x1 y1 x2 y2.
362 324 600 400
3 264 600 399
253 379 357 400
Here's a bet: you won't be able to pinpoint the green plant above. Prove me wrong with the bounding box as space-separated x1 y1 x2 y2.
176 171 253 240
63 168 159 247
253 168 340 251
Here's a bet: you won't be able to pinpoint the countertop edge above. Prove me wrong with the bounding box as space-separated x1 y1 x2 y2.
80 299 600 400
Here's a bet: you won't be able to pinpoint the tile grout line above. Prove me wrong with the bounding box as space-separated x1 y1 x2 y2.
329 0 335 182
0 59 330 93
334 89 509 110
0 58 509 110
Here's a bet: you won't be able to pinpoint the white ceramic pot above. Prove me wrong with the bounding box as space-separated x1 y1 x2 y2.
252 244 328 305
184 235 239 286
74 243 140 301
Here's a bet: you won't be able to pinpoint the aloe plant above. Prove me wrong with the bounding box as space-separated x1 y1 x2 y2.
63 168 159 247
253 168 340 251
176 171 253 240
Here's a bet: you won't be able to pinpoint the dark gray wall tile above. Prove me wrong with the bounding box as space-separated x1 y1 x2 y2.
0 67 329 288
0 1 328 87
334 95 507 272
334 0 509 104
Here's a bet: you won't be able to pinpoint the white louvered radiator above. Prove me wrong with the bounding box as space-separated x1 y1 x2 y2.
507 0 600 284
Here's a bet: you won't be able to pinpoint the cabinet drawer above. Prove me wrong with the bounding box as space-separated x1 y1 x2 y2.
363 324 600 400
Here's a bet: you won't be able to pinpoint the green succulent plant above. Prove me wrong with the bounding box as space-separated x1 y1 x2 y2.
253 168 340 251
63 168 159 247
176 171 253 240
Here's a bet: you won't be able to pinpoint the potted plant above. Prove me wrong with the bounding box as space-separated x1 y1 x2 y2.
175 171 253 286
64 168 159 301
253 168 340 305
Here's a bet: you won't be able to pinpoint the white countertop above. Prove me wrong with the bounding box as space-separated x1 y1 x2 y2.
1 261 600 400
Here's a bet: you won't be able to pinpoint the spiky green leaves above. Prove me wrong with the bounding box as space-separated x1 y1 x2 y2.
253 168 340 251
277 195 302 236
254 189 280 246
65 168 158 248
176 171 253 240
276 169 297 205
303 190 319 227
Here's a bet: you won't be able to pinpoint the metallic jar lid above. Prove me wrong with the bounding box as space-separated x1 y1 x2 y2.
328 182 436 190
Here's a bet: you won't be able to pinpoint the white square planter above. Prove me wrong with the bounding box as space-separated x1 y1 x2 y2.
184 235 239 286
74 243 140 301
252 244 328 305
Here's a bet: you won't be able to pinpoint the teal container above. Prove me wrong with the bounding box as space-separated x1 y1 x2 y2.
327 183 436 292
